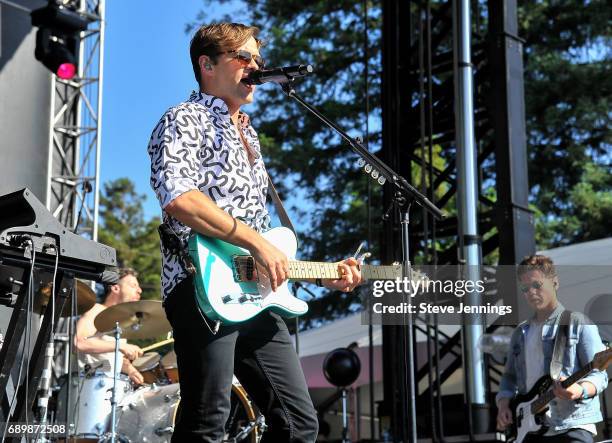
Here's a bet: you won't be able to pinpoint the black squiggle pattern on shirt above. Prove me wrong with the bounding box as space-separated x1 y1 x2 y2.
148 91 271 300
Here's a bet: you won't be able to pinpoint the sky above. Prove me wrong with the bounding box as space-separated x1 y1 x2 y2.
100 0 237 219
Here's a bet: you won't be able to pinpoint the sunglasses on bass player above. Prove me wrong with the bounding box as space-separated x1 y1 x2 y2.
215 49 265 69
519 281 544 293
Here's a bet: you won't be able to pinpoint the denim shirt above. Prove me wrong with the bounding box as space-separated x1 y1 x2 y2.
496 304 609 431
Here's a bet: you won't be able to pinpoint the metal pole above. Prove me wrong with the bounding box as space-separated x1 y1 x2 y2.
92 0 105 242
45 74 56 210
110 322 121 443
453 0 488 433
400 208 418 442
342 388 349 443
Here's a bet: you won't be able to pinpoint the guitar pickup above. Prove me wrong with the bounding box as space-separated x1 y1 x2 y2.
232 255 256 282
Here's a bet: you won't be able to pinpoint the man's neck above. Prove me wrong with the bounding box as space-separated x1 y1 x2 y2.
535 301 559 322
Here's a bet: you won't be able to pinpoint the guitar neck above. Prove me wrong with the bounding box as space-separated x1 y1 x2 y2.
531 362 594 413
288 261 402 281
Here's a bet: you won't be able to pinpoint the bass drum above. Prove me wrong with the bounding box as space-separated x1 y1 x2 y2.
116 378 263 443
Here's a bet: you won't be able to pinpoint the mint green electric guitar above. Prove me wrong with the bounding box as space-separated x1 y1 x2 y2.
188 226 410 324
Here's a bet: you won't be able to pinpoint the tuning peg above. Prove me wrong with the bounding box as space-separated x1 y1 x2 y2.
357 252 371 265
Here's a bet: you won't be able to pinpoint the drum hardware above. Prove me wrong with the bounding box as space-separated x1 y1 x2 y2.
154 426 174 436
231 414 267 443
107 321 123 443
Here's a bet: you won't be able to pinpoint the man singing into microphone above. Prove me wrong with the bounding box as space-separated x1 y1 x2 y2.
147 23 362 442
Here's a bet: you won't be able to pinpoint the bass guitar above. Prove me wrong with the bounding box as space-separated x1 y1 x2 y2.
506 347 612 442
188 226 425 324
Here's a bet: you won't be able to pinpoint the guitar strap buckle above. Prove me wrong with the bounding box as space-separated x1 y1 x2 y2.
158 223 196 275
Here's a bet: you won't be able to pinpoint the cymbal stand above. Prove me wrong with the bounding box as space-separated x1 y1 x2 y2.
105 321 122 443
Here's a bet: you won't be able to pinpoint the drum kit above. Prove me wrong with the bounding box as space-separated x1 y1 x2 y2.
50 286 265 443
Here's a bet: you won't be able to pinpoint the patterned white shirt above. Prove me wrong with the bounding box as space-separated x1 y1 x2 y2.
148 91 271 300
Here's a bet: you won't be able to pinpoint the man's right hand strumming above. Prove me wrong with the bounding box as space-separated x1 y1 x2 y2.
120 343 143 361
496 397 513 431
250 237 289 292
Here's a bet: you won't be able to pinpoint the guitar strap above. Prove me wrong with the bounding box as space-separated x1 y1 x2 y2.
550 309 572 379
267 173 298 240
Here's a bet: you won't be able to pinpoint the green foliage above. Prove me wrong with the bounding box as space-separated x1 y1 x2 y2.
518 0 611 247
535 161 612 248
189 0 611 324
98 178 162 301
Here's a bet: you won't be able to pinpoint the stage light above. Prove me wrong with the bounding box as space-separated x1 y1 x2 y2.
34 29 77 79
30 1 90 80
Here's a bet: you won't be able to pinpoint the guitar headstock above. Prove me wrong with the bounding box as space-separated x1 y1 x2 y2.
593 347 612 371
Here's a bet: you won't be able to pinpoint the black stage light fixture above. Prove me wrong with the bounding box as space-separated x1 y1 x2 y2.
323 347 361 388
30 1 91 80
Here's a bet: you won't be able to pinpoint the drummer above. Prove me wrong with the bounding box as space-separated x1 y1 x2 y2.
74 268 145 385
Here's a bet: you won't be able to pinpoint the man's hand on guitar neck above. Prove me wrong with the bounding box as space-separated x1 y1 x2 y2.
322 257 362 292
496 397 513 431
553 378 595 401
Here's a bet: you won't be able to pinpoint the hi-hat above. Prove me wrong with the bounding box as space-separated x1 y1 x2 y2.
38 279 97 316
94 300 171 339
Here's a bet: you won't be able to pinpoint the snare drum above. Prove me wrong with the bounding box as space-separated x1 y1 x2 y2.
132 352 167 384
55 371 132 439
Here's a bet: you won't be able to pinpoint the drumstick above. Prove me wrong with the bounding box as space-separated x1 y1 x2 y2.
141 338 175 353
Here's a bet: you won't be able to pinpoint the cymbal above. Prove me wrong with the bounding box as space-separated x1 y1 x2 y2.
37 279 97 316
94 300 171 340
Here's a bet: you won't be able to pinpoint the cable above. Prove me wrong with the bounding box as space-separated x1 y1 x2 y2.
25 240 35 426
1 238 36 442
33 245 60 441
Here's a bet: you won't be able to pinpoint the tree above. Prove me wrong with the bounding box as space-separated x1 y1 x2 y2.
98 178 162 301
518 0 611 248
189 0 611 325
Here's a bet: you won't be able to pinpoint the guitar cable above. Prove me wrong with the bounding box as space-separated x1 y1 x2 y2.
195 298 221 336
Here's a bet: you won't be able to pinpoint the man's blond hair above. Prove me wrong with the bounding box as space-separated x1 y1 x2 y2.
517 254 557 280
190 22 262 85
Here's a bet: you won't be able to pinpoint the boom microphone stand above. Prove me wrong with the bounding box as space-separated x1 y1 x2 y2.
272 73 444 442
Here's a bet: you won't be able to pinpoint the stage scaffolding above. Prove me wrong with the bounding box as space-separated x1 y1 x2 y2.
379 0 535 441
45 0 105 241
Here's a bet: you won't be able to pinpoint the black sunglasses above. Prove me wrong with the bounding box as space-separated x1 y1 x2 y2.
215 49 265 69
519 281 544 293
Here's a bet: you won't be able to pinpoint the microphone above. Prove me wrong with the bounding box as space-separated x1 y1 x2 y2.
245 64 314 85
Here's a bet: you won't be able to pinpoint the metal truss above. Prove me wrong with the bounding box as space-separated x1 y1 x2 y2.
380 0 535 440
45 0 105 242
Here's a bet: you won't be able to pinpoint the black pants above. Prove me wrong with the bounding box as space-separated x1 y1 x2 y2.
164 277 318 443
524 428 594 443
